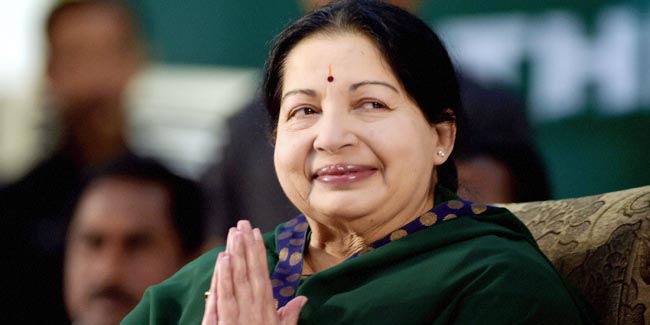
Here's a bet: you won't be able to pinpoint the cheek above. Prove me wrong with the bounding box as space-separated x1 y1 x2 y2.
273 131 316 208
65 244 92 275
274 132 311 176
376 126 434 175
273 137 292 184
134 255 176 279
371 117 433 156
128 247 180 287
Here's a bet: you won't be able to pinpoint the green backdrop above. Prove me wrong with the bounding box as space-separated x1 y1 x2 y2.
127 0 650 199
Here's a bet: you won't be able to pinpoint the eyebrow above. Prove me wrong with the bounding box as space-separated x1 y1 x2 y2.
281 80 399 101
350 80 399 93
282 89 317 101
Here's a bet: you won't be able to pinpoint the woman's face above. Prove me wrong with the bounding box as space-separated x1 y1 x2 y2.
274 32 452 227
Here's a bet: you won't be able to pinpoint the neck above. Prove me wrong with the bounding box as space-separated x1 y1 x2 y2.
304 192 435 273
303 229 361 275
59 99 128 167
61 113 127 168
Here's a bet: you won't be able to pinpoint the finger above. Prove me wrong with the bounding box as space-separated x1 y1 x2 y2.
231 231 255 320
225 227 235 254
249 228 271 291
248 228 276 323
216 254 238 323
237 219 252 232
245 228 267 290
201 252 221 325
239 221 269 323
208 252 222 297
238 226 271 322
278 296 308 325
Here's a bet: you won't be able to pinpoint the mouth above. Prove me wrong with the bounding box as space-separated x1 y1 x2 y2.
312 163 377 185
90 290 138 312
91 296 136 314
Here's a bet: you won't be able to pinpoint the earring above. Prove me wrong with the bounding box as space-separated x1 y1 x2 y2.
437 150 445 157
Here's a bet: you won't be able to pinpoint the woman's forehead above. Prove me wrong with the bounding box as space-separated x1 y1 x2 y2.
287 32 379 64
282 32 397 90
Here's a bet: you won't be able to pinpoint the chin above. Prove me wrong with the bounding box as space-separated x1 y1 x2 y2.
78 313 126 325
81 301 134 325
309 195 379 221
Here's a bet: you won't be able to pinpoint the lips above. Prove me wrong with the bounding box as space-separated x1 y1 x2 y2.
312 164 377 185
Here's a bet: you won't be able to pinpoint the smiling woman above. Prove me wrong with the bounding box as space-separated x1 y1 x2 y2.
123 1 596 324
274 33 450 238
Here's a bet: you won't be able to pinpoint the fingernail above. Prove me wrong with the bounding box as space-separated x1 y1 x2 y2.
238 220 252 231
300 297 308 308
253 228 262 241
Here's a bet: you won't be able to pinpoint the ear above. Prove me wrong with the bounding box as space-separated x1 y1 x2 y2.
430 120 456 166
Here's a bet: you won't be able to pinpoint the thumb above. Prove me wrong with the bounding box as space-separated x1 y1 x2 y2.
278 296 308 325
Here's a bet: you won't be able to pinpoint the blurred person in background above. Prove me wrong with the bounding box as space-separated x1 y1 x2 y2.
455 76 552 204
63 155 204 325
200 98 299 247
0 0 143 322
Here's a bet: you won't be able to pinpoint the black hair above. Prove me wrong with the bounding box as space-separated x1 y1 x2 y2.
263 0 462 192
70 154 204 256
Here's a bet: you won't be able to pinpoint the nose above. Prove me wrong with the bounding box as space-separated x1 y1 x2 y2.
94 246 127 288
313 109 358 154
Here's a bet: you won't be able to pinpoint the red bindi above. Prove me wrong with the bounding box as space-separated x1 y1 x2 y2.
327 64 334 82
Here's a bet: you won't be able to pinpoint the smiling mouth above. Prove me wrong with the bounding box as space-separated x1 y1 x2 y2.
312 164 377 184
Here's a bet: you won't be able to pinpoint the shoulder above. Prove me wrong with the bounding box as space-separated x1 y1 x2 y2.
431 208 594 324
405 205 575 298
2 154 68 188
434 207 563 284
419 204 538 250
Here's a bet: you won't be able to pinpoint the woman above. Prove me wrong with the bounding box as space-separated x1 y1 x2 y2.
123 1 594 324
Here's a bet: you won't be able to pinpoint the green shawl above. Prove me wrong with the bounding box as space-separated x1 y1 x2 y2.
122 190 595 324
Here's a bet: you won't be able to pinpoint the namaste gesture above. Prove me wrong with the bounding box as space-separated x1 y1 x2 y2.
202 220 308 325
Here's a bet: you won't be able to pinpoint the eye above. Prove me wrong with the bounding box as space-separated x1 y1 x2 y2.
80 233 103 250
289 106 319 119
359 101 388 110
126 234 152 252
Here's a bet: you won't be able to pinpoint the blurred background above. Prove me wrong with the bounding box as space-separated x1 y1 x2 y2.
1 0 648 199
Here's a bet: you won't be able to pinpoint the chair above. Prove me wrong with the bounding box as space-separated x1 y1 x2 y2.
502 185 650 324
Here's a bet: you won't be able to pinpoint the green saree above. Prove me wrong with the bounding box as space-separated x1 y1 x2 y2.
122 189 595 324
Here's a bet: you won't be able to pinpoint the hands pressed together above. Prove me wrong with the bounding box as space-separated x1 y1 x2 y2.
202 220 308 325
